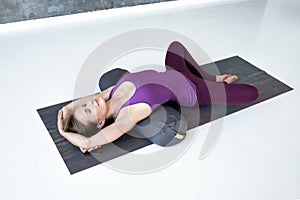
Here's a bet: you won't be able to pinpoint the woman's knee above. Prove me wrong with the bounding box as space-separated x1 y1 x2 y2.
168 41 183 49
167 41 185 56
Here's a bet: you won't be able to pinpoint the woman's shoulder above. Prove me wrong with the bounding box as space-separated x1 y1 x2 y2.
112 81 136 97
116 103 152 124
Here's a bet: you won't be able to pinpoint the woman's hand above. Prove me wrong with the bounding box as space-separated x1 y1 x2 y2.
57 109 65 136
58 109 101 153
57 107 73 135
79 145 102 153
216 74 238 84
61 106 72 117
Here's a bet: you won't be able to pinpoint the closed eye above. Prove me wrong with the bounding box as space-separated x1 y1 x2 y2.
85 109 92 115
82 103 87 107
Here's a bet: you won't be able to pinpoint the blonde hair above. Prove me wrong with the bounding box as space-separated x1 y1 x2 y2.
65 113 101 138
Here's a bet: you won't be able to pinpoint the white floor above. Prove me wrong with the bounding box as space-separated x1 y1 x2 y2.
0 0 299 199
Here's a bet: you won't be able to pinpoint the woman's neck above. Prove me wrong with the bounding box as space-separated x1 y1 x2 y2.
105 99 113 119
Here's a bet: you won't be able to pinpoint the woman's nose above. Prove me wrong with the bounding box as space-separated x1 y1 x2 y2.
90 99 99 107
87 101 94 108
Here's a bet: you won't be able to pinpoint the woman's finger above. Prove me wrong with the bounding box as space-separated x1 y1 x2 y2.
60 110 63 119
58 110 63 119
87 145 101 152
88 146 97 152
80 147 86 153
57 110 66 135
57 115 62 125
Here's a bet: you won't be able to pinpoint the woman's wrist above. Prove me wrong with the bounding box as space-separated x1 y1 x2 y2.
79 135 90 149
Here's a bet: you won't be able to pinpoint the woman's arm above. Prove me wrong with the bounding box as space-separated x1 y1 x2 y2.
56 85 114 148
58 103 152 151
58 121 124 150
59 86 115 132
57 110 89 147
87 103 152 149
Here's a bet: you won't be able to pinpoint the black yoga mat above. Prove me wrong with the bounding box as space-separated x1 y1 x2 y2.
37 56 293 174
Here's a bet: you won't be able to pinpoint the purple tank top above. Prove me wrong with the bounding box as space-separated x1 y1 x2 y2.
109 69 197 110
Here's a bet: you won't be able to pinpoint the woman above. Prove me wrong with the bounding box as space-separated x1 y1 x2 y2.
57 41 259 153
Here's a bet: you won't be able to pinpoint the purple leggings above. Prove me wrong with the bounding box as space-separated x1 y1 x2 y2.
165 41 259 106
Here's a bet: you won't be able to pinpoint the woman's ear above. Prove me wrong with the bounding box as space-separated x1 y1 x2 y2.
97 120 105 129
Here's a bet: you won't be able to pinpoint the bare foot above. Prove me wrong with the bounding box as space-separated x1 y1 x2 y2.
224 75 238 84
216 74 238 84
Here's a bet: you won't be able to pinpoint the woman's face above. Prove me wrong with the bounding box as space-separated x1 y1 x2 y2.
74 96 107 127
